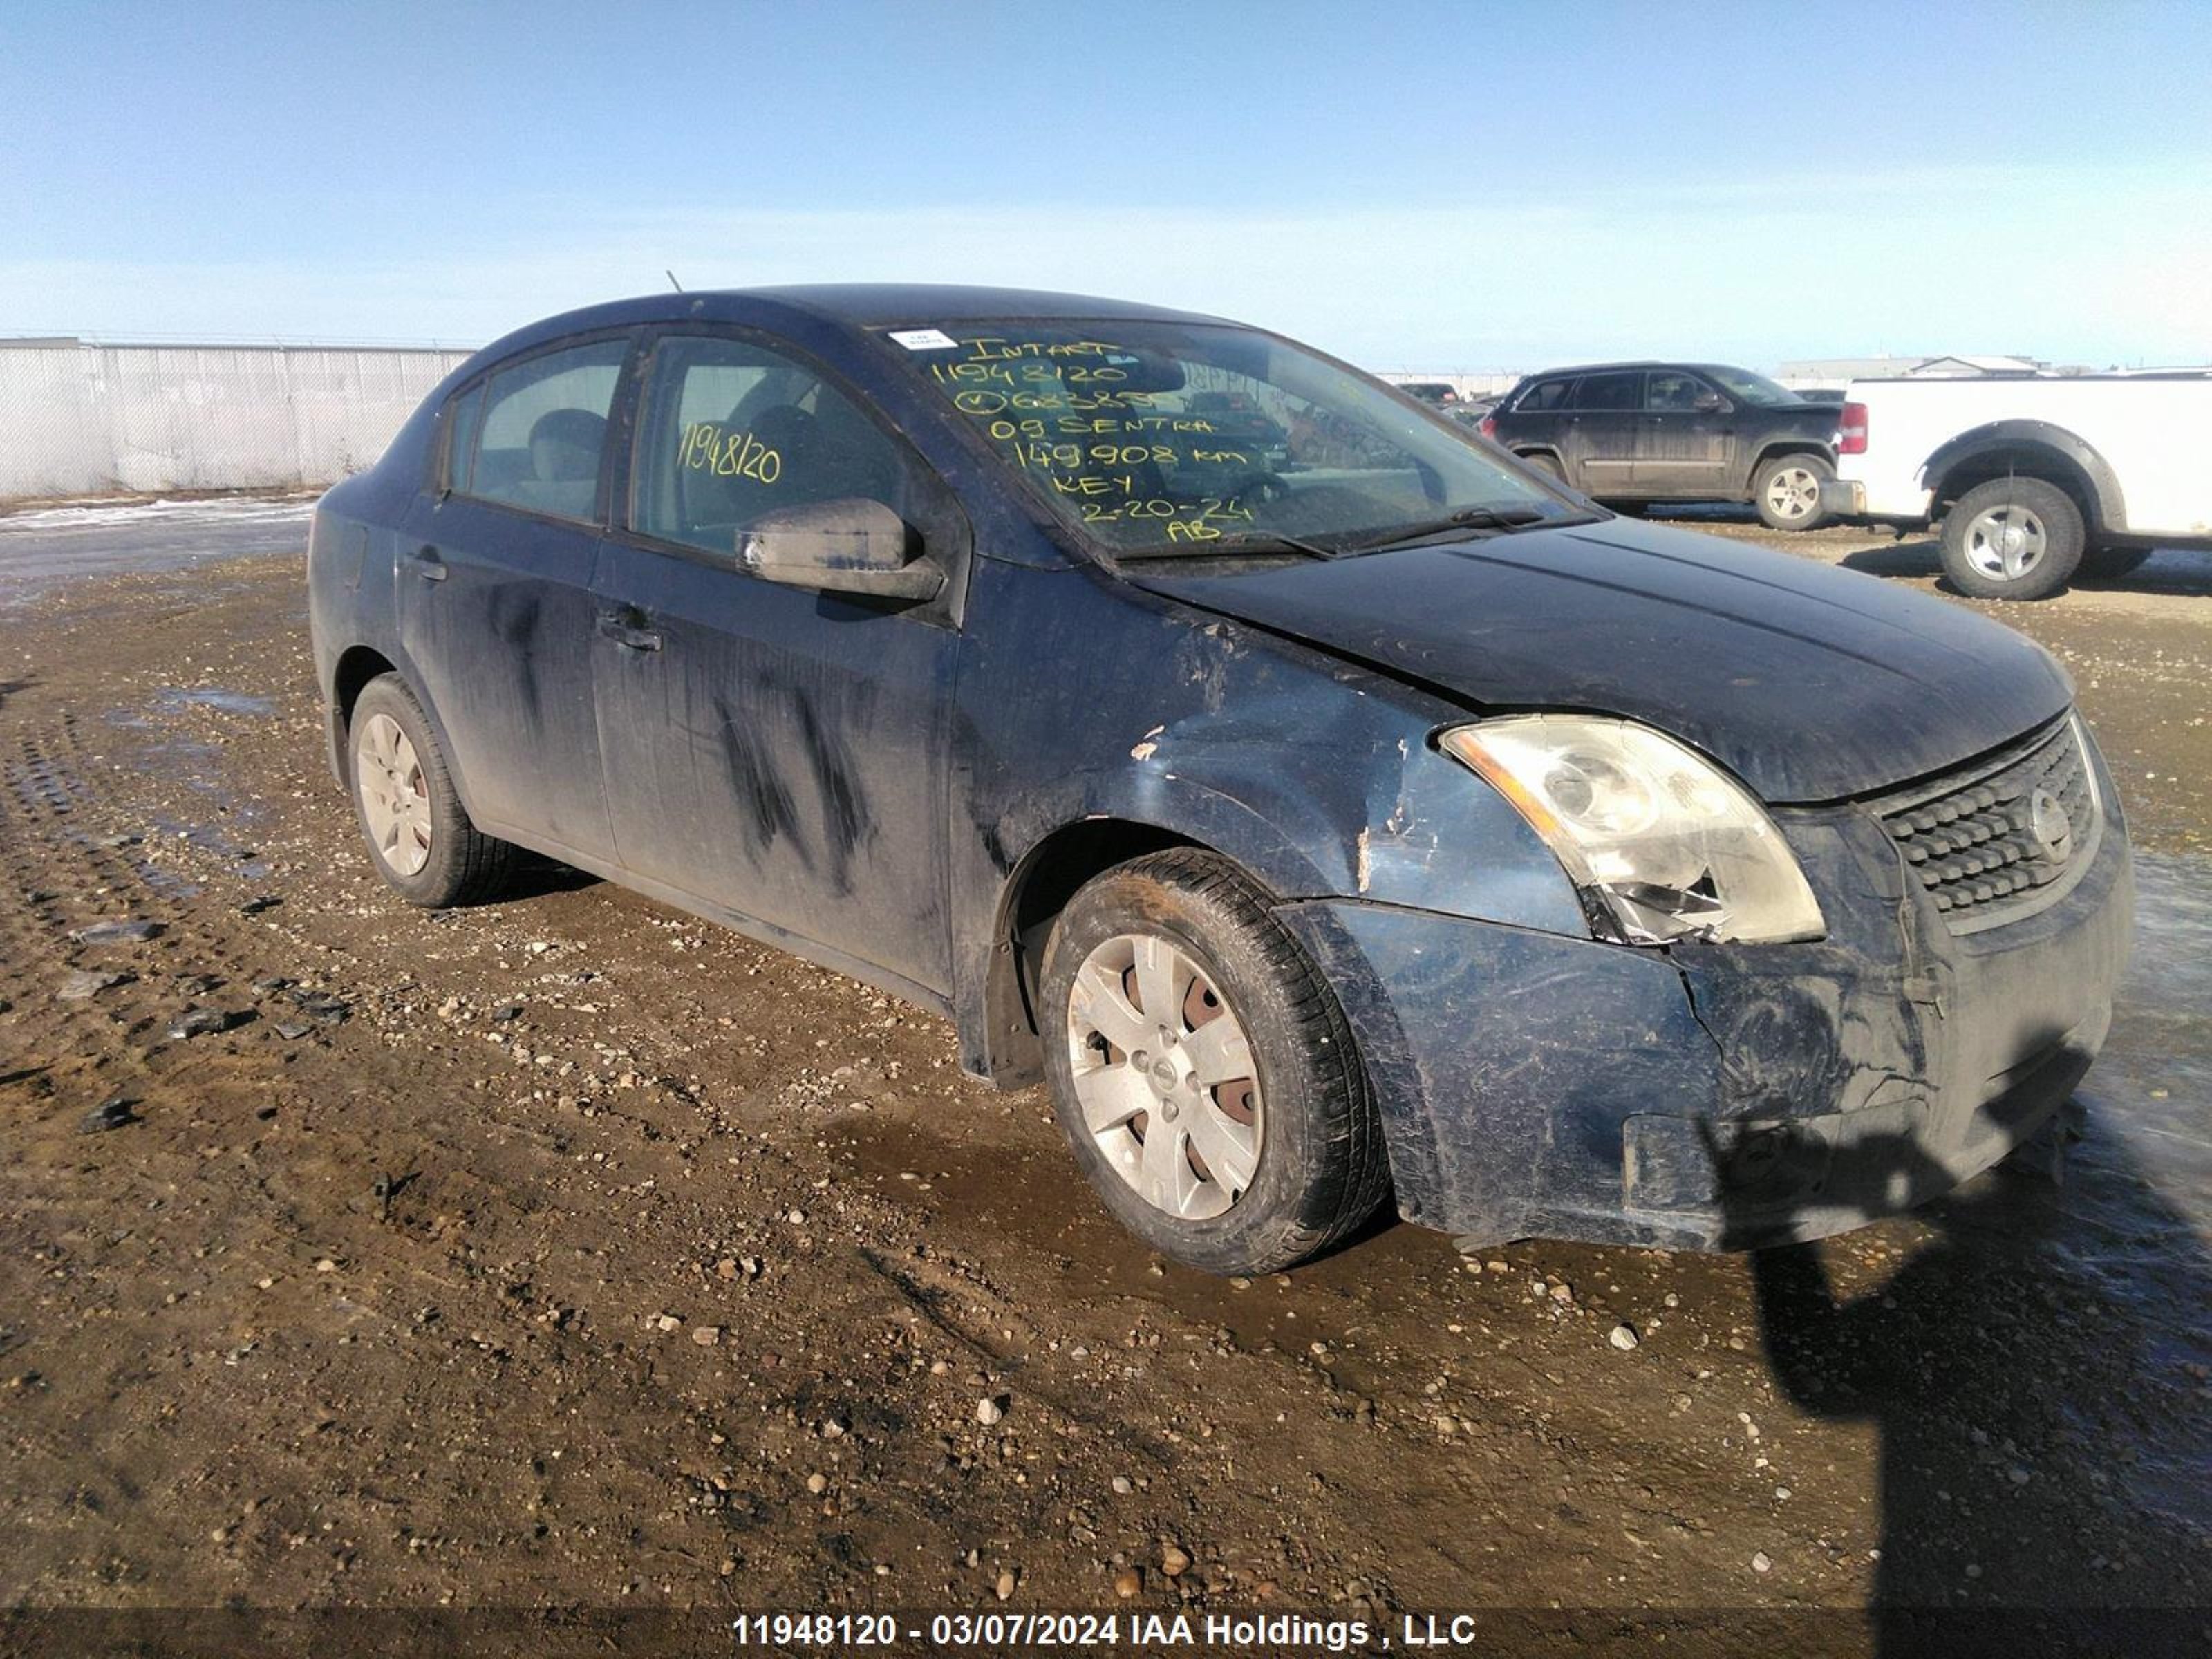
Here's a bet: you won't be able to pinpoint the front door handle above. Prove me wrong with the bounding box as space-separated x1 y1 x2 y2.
409 545 449 581
597 608 663 652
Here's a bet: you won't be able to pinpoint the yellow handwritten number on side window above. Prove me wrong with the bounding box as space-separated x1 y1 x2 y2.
679 422 782 485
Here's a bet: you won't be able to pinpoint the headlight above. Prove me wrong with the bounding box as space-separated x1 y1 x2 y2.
1439 715 1824 945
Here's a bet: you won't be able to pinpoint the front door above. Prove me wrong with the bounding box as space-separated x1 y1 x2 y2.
396 334 632 863
1635 368 1736 495
1561 370 1642 496
589 329 964 998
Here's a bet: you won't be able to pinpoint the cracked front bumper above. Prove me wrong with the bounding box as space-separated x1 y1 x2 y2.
1275 754 2133 1250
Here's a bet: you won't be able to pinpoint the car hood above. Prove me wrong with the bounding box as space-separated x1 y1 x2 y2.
1127 518 2073 802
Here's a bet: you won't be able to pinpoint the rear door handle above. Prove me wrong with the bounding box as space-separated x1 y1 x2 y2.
409 545 449 581
597 608 662 652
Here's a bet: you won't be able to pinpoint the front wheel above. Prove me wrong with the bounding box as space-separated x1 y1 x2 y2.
1753 451 1834 532
1939 476 2084 600
1040 850 1389 1275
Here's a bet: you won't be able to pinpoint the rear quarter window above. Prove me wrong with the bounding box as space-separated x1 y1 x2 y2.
1514 377 1575 413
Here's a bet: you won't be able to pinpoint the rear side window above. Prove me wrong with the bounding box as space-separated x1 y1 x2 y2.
1575 373 1642 411
1515 377 1575 413
630 334 919 560
456 338 628 523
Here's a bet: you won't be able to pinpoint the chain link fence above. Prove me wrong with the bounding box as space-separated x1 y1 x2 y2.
0 341 475 500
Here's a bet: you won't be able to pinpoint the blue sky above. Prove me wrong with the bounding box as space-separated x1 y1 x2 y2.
3 0 2208 369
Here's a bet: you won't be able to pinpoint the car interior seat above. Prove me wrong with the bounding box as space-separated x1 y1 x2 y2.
505 407 606 518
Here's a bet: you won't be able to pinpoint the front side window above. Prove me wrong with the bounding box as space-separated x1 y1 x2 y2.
632 334 917 559
1702 365 1801 407
1644 370 1709 412
457 338 628 522
898 321 1572 555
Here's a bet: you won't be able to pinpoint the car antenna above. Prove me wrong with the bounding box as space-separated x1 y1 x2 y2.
665 270 684 293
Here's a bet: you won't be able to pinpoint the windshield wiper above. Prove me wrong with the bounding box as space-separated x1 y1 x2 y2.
1336 504 1580 554
1114 530 1337 561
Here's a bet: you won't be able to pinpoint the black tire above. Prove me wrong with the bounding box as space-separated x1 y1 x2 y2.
1939 476 2084 600
2079 545 2152 581
1039 849 1389 1275
1752 451 1834 532
1518 451 1566 485
347 674 519 907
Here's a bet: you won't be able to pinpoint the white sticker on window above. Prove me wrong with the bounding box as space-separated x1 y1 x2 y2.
888 328 960 351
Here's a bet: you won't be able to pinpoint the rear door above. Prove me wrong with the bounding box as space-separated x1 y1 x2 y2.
1496 374 1575 465
1561 371 1642 496
1636 368 1735 494
397 333 634 862
588 328 966 997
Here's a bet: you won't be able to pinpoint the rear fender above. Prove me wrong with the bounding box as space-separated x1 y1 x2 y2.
1920 420 2126 534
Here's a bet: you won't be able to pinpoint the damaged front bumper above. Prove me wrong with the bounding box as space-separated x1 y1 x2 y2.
1275 744 2134 1250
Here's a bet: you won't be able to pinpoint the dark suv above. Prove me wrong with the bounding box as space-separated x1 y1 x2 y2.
1483 362 1841 531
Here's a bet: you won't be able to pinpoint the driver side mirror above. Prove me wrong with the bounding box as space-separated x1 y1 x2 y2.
739 498 944 602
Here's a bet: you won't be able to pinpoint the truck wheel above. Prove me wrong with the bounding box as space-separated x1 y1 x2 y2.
348 674 519 906
1040 849 1389 1275
1753 452 1833 532
2079 545 2152 581
1940 477 2083 600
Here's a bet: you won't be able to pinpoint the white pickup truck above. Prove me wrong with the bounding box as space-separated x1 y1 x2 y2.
1822 373 2212 598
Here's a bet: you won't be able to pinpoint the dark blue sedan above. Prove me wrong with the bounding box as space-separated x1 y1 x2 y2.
308 286 2132 1273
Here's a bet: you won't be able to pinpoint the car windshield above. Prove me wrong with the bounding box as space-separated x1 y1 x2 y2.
1702 365 1801 407
892 320 1575 555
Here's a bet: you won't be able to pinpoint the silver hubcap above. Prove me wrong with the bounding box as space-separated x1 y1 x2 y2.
1765 465 1820 521
1963 505 2047 580
1066 934 1262 1221
356 712 433 877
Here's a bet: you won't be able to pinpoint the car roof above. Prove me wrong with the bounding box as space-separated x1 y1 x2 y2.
462 284 1254 375
1519 361 1755 380
735 284 1235 326
474 284 1241 364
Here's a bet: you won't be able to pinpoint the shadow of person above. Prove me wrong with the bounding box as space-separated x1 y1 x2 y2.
1838 539 1943 581
1730 1114 2212 1656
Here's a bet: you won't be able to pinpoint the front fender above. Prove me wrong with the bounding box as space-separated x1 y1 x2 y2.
990 693 1589 936
946 556 1591 1082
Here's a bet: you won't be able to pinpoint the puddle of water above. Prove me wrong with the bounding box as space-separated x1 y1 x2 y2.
154 686 276 718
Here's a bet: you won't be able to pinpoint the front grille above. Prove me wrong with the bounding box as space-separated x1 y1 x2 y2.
1874 715 2100 931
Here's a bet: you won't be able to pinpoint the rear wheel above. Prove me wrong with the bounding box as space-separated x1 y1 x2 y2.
348 675 519 906
1939 476 2083 600
1040 849 1388 1275
1753 451 1833 531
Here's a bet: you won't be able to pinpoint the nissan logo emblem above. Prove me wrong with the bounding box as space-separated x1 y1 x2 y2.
2030 788 2072 859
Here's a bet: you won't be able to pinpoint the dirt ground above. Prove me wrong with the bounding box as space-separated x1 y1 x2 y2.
1 505 2208 1653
